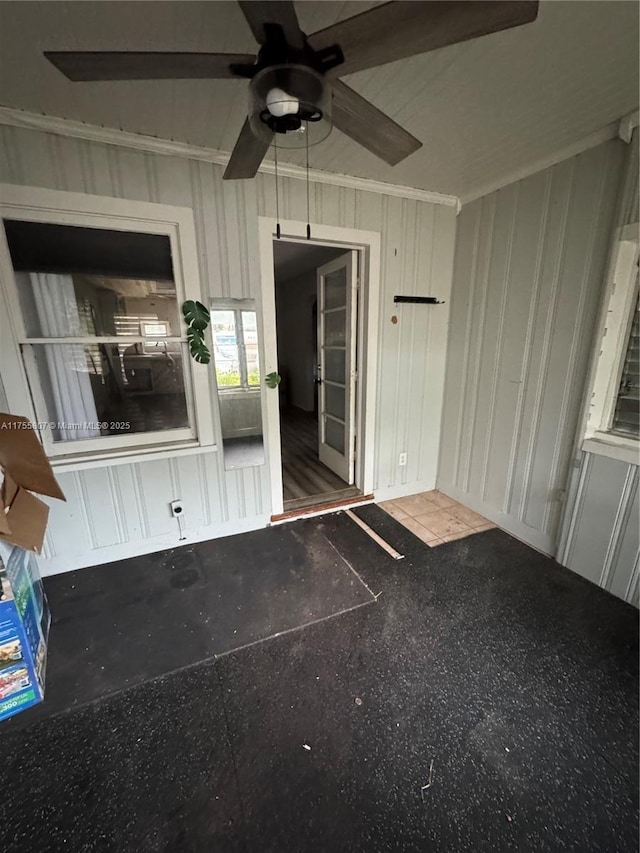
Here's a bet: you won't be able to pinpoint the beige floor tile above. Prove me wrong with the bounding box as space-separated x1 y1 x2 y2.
440 530 474 543
447 504 489 528
472 522 496 532
413 508 470 538
378 500 409 521
427 539 445 547
392 493 440 517
401 517 441 544
421 490 457 509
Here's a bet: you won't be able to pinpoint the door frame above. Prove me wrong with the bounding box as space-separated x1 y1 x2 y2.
258 217 381 517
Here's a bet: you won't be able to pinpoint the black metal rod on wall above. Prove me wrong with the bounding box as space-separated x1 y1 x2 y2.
393 296 445 304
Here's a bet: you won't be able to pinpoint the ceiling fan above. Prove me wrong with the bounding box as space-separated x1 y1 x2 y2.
44 1 539 180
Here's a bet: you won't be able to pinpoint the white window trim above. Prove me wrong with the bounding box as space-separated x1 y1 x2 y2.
0 183 216 465
583 222 639 465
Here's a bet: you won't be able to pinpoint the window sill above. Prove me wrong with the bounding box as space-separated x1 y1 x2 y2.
582 433 639 466
50 440 218 473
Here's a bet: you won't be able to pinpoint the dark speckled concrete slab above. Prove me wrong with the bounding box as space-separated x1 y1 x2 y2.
0 509 637 852
6 521 373 728
1 661 244 853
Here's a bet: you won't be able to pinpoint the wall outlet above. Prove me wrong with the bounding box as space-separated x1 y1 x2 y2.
170 500 184 518
398 452 407 467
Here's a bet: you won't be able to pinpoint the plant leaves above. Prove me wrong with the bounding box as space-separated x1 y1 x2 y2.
187 326 210 364
182 299 211 364
187 326 205 344
182 300 210 331
265 371 281 389
189 341 211 364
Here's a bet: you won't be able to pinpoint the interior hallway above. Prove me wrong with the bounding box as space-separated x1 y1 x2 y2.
280 406 359 510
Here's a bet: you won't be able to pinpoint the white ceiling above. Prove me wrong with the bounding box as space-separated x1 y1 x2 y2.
0 1 637 199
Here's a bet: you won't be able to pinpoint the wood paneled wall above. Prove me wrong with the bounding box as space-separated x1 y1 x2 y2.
438 139 625 555
0 125 456 573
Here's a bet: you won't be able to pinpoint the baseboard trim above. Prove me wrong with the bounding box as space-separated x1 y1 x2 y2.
37 515 269 576
373 480 436 503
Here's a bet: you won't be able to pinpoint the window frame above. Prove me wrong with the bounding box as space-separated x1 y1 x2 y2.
210 299 261 394
583 222 639 463
0 184 215 464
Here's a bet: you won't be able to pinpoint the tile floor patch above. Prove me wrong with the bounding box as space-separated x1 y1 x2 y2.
378 491 495 547
377 500 409 521
402 517 440 545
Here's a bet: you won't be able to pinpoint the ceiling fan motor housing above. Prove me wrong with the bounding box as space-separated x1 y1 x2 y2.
249 64 332 147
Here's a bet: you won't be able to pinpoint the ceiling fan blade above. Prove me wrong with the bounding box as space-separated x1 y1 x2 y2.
44 51 256 81
331 80 421 167
238 0 304 50
309 1 539 77
224 118 272 180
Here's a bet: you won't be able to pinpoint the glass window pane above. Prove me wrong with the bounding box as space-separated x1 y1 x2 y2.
28 342 190 442
324 309 346 346
242 311 261 385
211 310 241 387
612 290 639 438
324 417 345 454
324 267 347 310
325 384 345 421
211 298 265 471
324 349 345 384
14 271 179 339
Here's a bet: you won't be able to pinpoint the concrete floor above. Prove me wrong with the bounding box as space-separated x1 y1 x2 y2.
0 507 637 852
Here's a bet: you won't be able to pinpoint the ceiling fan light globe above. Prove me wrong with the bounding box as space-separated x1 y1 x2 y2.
266 87 299 118
249 64 332 149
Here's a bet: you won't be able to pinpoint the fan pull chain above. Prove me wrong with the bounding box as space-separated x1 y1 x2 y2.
274 142 281 240
306 125 311 240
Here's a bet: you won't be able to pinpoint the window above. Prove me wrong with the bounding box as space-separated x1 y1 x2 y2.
210 299 265 470
0 190 213 461
211 303 261 390
611 288 639 437
584 223 640 459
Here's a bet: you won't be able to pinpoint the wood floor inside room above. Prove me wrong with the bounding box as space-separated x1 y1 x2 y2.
280 406 359 510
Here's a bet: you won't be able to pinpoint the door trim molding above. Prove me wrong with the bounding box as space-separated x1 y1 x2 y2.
258 218 381 517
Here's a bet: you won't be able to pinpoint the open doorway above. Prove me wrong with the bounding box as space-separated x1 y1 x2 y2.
273 240 361 512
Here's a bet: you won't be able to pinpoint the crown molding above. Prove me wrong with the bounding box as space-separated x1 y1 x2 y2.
460 121 621 206
618 109 639 144
0 106 459 209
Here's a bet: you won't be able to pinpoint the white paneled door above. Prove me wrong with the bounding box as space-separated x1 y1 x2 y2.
316 251 358 484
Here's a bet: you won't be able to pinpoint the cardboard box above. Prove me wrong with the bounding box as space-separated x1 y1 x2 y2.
0 413 65 721
0 413 66 554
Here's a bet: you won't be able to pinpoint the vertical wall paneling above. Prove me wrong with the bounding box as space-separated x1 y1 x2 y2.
438 139 625 556
0 125 457 573
556 130 639 605
256 172 457 501
560 453 639 604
